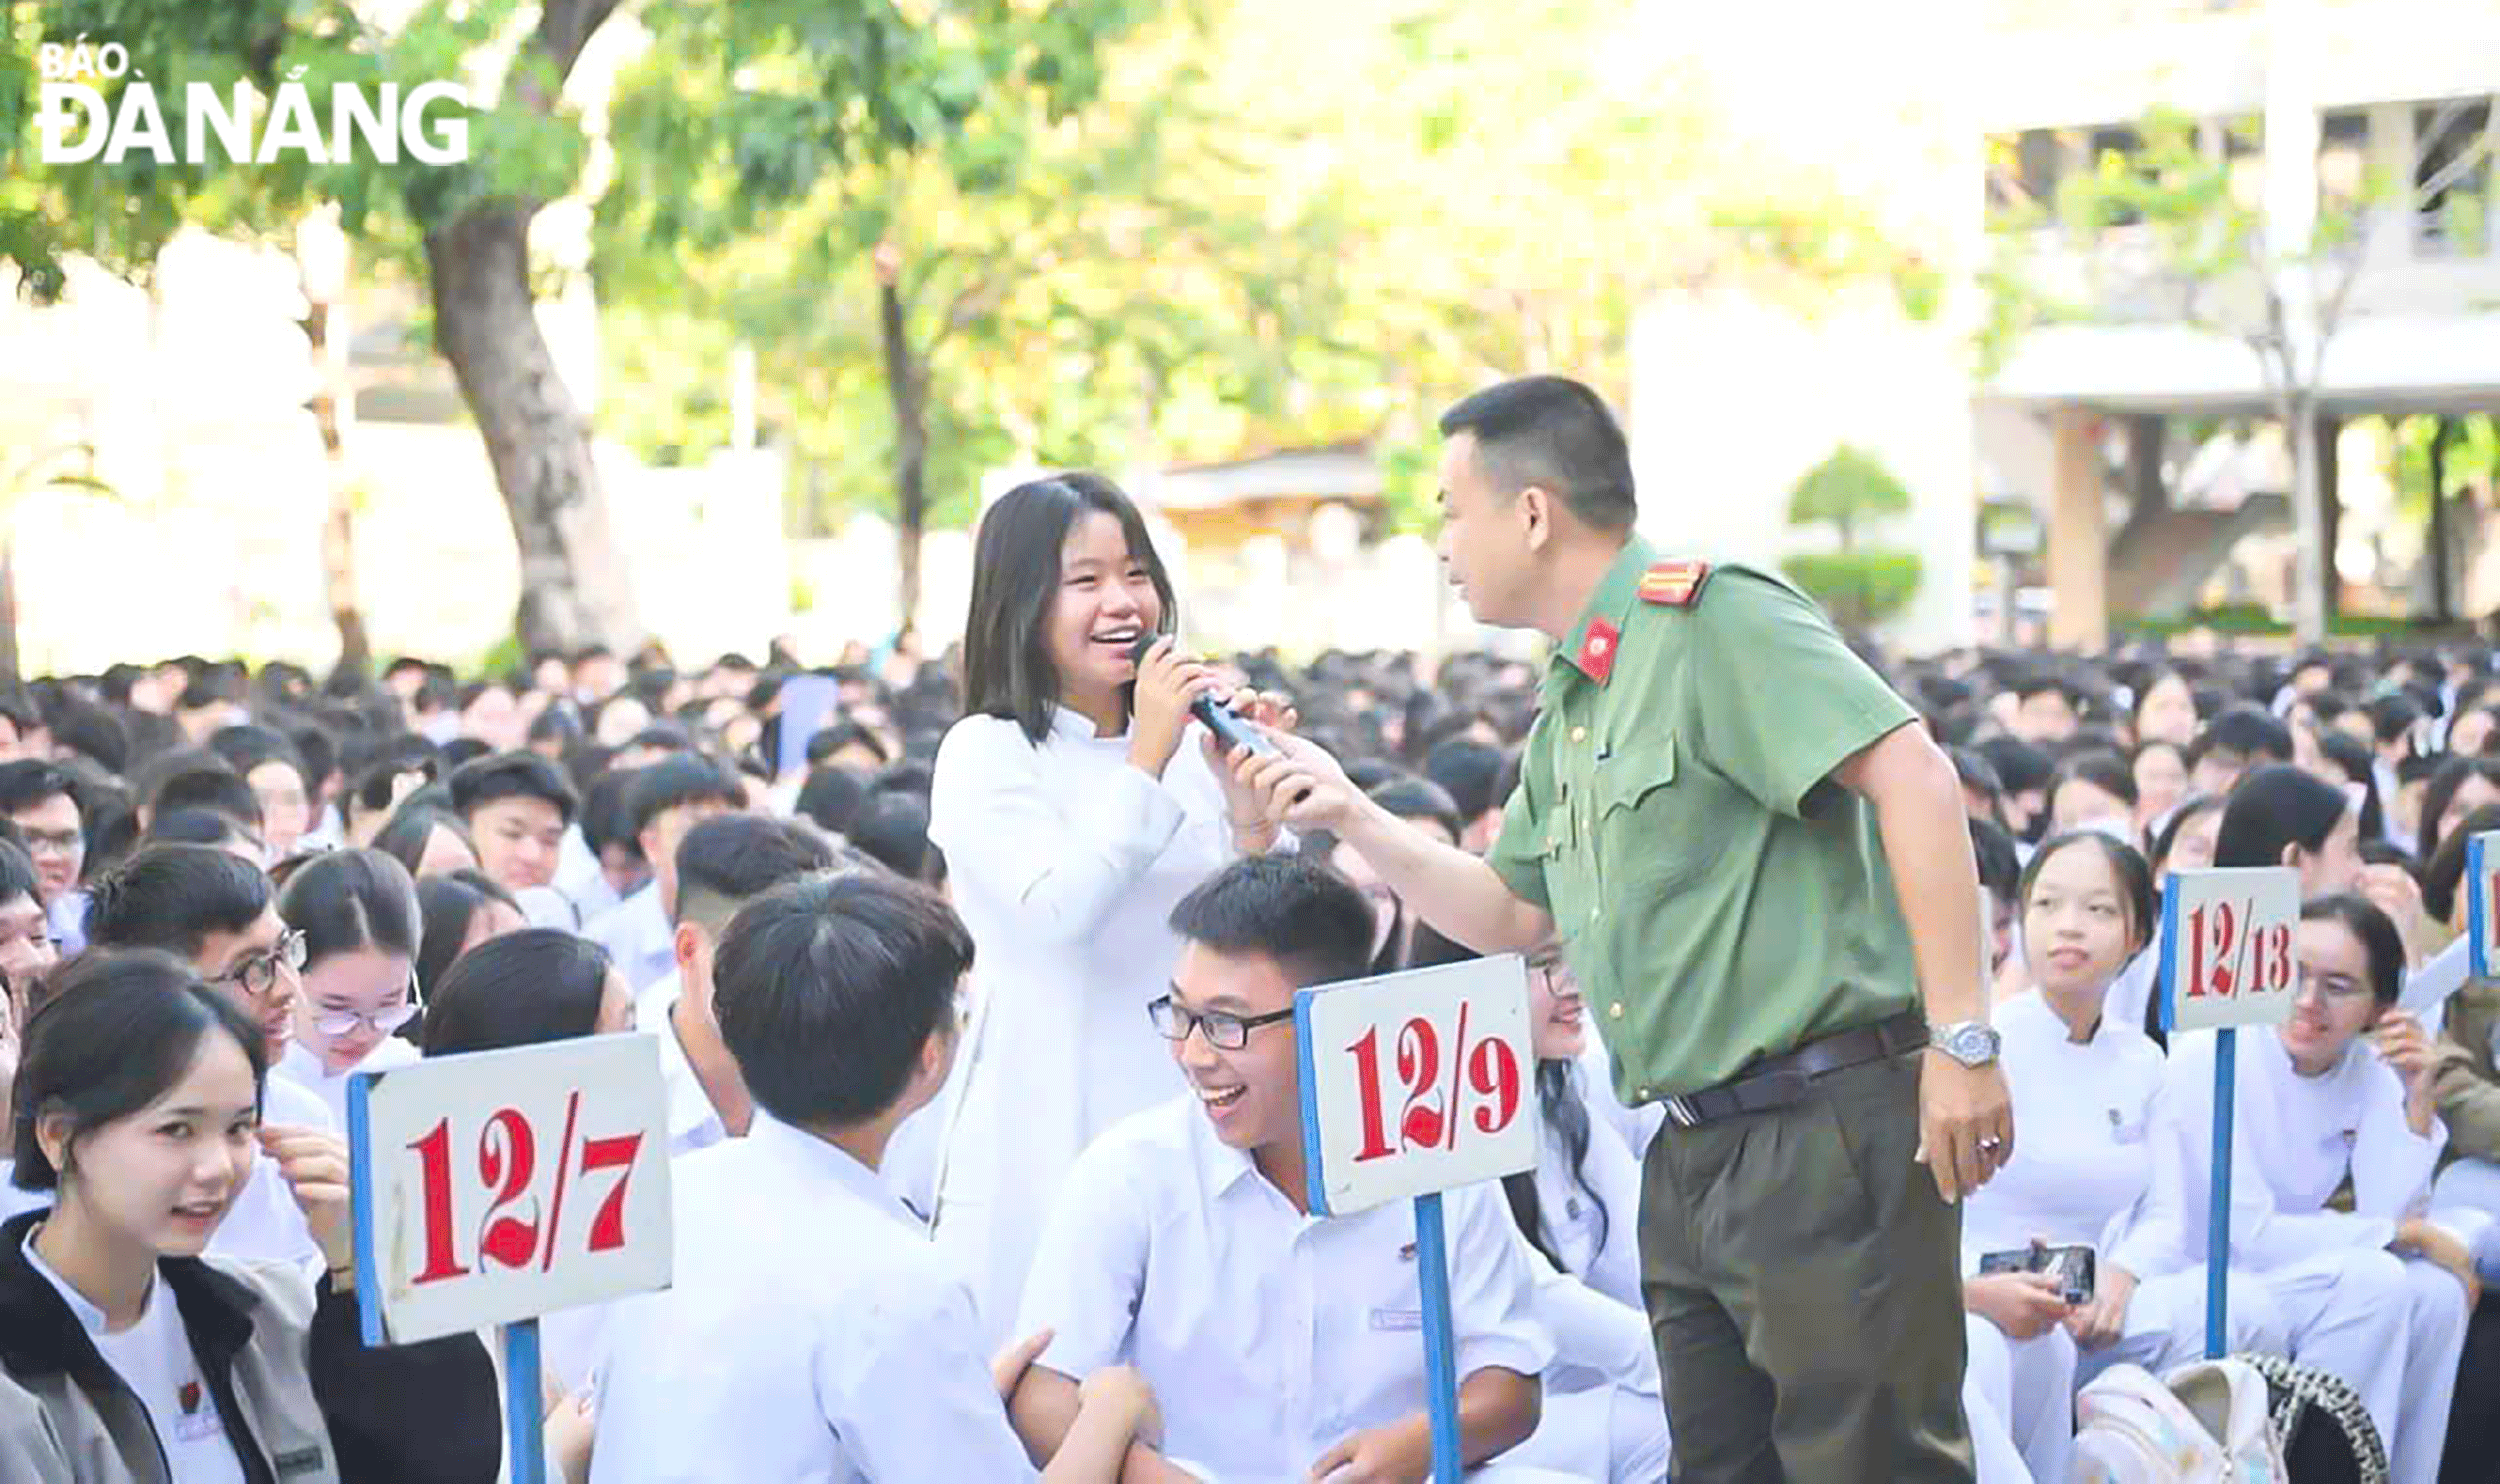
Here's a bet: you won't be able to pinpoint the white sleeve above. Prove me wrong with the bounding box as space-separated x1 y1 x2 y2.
2353 1058 2444 1221
1446 1184 1557 1385
827 1274 1042 1482
1518 1230 1657 1394
1019 1137 1150 1380
929 720 1187 946
2153 1040 2394 1270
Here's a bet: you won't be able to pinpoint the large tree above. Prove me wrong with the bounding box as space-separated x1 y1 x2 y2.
1 0 642 661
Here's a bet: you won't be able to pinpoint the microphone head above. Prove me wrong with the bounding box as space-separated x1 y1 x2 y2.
1126 632 1162 667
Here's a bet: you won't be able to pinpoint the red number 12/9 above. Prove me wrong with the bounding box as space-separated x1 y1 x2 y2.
1346 1014 1521 1163
407 1102 645 1286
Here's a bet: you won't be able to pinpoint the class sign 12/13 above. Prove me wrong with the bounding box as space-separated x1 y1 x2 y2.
347 1034 675 1347
1296 955 1538 1217
2159 866 2301 1035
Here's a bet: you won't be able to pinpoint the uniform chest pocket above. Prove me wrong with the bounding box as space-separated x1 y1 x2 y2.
1594 734 1709 894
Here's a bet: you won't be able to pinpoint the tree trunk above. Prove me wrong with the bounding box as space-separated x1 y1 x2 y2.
0 541 18 681
2428 416 2454 623
424 204 641 658
878 277 928 635
2286 394 2329 644
2316 412 2342 620
301 287 371 677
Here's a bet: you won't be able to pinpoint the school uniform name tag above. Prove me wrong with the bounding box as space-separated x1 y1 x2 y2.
2159 867 2300 1034
1295 956 1538 1216
2468 832 2500 979
347 1034 675 1346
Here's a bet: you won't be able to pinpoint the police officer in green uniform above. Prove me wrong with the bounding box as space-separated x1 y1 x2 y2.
1234 376 2014 1482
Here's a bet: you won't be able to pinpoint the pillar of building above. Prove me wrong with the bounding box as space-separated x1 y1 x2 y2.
2047 405 2108 651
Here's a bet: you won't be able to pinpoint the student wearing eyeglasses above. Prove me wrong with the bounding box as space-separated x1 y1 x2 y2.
2144 894 2472 1484
270 850 424 1129
1010 857 1562 1482
60 846 332 1271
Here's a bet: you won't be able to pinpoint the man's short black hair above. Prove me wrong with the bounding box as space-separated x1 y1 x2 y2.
85 844 272 959
448 752 580 827
847 792 935 882
152 769 264 830
674 813 840 931
1437 375 1636 532
0 760 75 817
1168 855 1378 988
806 722 891 767
795 766 871 837
712 871 972 1128
2190 705 2295 768
623 754 745 837
1975 736 2054 797
1969 818 2020 906
0 837 37 904
1422 738 1506 823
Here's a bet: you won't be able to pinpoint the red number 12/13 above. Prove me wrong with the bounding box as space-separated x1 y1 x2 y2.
407 1099 645 1286
1346 1011 1521 1164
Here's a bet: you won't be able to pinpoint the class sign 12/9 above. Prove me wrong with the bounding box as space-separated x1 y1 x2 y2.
1296 955 1539 1217
347 1035 676 1345
2159 866 2301 1034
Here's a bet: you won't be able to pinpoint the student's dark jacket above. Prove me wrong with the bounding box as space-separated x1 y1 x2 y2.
0 1208 501 1483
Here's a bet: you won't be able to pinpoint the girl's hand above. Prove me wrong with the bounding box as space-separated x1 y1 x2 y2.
1127 639 1221 779
260 1126 355 1274
2061 1264 2137 1351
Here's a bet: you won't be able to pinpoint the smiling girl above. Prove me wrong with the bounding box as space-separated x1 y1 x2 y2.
272 850 423 1129
928 473 1291 1336
0 949 497 1482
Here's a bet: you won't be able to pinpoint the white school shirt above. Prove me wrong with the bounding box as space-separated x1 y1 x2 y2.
1014 1096 1553 1480
1530 1076 1643 1312
2146 1026 2445 1274
273 1035 421 1133
926 708 1244 1332
589 1112 1040 1484
23 1234 250 1484
585 886 674 1000
1962 991 2173 1278
208 1075 330 1272
633 971 728 1158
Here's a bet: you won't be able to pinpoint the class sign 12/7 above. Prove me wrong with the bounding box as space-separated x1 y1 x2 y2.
1296 956 1539 1216
2159 866 2301 1034
347 1035 675 1345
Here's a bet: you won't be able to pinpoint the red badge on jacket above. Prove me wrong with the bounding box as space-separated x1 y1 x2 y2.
1638 558 1712 608
1577 618 1620 683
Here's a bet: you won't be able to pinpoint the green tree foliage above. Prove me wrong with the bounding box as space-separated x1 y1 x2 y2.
1780 444 1921 629
0 0 641 656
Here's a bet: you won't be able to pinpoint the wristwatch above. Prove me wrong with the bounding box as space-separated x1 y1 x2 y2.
1929 1020 2002 1069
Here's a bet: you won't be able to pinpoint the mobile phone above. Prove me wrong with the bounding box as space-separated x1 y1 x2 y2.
1978 1243 2096 1305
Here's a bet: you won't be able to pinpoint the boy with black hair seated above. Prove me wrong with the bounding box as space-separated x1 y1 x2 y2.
1010 855 1564 1482
593 869 1163 1481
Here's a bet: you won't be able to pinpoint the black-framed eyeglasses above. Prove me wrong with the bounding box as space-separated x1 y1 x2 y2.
1148 993 1294 1052
210 928 307 1000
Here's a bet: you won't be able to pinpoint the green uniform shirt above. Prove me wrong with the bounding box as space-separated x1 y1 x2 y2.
1486 537 1922 1106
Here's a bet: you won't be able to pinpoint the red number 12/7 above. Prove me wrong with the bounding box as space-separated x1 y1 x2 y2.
404 1109 645 1285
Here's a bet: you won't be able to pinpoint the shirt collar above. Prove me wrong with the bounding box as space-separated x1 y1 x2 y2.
1551 536 1658 688
1047 705 1124 744
21 1227 127 1336
1181 1097 1269 1201
744 1110 912 1223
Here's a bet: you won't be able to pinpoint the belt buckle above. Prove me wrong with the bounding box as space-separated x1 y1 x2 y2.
1664 1095 1700 1129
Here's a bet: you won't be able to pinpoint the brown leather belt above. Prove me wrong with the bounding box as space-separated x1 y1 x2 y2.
1659 1009 1929 1130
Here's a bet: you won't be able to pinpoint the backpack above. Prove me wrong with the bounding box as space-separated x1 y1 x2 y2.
2071 1358 2291 1483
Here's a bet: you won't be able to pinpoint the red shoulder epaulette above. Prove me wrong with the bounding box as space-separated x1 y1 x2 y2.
1637 558 1712 608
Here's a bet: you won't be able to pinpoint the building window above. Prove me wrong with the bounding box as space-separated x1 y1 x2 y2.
2318 110 2371 214
2416 98 2494 256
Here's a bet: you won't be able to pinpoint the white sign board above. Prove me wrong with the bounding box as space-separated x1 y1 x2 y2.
1296 956 1537 1217
347 1035 674 1345
2159 867 2301 1034
2470 833 2500 981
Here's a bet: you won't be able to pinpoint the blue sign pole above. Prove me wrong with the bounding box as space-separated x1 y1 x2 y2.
2472 835 2492 979
2204 1028 2234 1360
1410 1191 1464 1484
505 1320 547 1484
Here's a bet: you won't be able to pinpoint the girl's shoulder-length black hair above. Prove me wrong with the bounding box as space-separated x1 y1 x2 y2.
961 473 1177 746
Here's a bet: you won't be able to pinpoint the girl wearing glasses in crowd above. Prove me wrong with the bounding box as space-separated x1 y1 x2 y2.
2147 888 2471 1484
0 949 499 1483
929 474 1291 1336
1494 941 1672 1483
271 850 424 1129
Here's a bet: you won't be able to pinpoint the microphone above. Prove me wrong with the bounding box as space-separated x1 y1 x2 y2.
1128 635 1275 756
